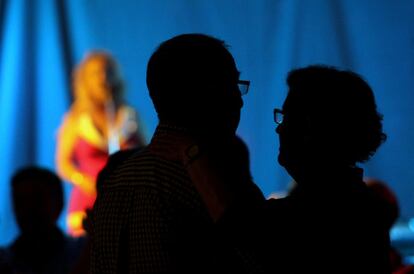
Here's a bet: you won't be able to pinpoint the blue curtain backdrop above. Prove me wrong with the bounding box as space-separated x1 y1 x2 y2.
0 0 413 244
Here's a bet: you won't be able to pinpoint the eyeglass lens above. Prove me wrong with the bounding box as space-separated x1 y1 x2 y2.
238 80 250 95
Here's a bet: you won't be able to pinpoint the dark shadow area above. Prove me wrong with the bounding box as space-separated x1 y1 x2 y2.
187 65 392 273
0 166 85 274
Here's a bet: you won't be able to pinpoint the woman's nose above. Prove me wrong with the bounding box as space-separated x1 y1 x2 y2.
276 124 282 134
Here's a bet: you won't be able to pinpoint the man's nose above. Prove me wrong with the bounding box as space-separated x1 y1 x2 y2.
238 95 244 108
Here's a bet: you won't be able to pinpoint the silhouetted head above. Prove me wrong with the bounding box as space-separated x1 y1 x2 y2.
276 65 386 175
73 51 124 110
11 167 64 235
147 34 243 139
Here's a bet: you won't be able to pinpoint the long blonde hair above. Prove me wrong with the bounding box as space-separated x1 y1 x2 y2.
70 51 125 116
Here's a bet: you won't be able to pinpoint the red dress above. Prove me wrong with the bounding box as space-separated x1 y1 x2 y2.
63 106 142 236
68 137 108 214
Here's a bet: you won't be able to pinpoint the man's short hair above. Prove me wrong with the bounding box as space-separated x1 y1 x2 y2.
146 33 237 123
12 166 64 217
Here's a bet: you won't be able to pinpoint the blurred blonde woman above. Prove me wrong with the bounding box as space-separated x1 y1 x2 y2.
56 51 145 236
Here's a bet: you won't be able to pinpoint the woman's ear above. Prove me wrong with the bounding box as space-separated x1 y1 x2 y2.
302 115 313 144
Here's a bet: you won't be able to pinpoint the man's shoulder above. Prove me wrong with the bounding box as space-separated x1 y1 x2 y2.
98 146 190 190
111 147 186 176
96 147 145 190
107 147 144 171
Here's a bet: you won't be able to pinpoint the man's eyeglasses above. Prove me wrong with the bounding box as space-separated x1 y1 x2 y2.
273 108 284 125
238 80 250 96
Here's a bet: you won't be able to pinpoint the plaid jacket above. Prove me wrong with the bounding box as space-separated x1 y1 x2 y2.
89 125 260 273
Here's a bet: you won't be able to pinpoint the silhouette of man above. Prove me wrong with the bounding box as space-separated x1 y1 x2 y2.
90 34 253 273
0 167 84 274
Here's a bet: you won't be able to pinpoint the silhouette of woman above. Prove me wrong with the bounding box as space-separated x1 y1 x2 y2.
56 51 145 236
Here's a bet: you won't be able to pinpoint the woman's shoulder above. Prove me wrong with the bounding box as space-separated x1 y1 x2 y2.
57 111 82 135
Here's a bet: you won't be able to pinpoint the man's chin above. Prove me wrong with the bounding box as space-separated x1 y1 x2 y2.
277 153 287 168
278 153 299 173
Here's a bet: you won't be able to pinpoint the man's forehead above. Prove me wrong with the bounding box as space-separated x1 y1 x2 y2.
282 93 308 117
209 65 239 80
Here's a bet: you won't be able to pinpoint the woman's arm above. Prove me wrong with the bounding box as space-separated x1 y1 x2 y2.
149 129 263 222
183 144 235 222
56 115 96 196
